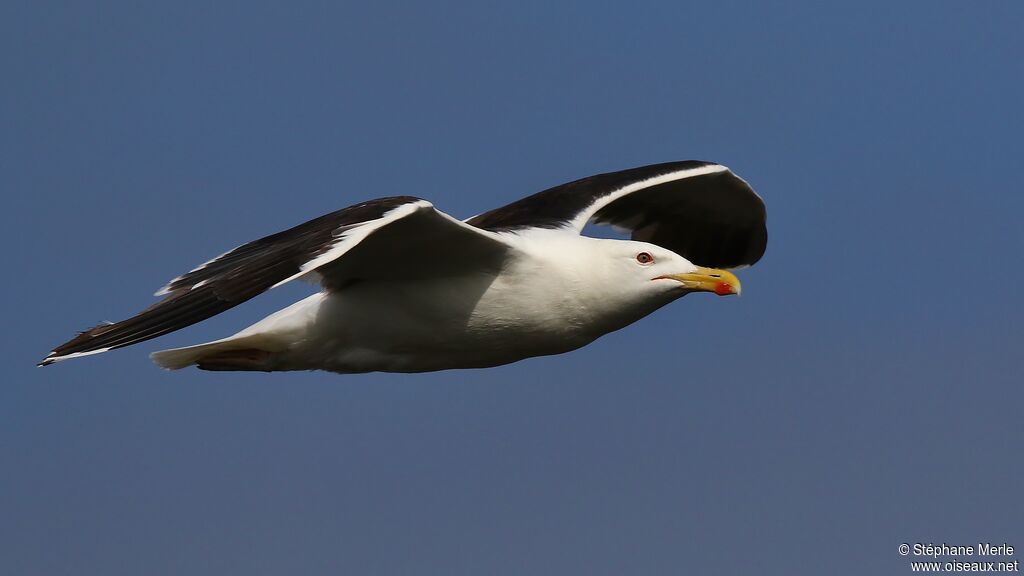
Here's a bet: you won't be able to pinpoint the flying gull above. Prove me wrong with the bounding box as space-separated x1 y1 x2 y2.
40 160 767 373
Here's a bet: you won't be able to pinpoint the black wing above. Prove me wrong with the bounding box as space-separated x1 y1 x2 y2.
41 196 510 366
467 160 766 268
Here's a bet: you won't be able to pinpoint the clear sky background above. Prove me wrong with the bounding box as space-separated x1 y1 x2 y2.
3 2 1022 574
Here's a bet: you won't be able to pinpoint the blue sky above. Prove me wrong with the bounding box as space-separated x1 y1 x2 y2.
3 2 1022 574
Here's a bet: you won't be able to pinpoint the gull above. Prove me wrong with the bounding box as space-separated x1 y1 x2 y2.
40 160 766 373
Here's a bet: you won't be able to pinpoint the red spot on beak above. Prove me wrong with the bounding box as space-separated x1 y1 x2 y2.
714 282 735 296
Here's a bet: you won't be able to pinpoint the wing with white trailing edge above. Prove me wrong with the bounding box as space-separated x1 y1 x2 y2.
40 197 512 365
467 160 766 268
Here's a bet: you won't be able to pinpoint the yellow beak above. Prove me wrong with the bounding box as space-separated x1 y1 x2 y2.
660 267 741 296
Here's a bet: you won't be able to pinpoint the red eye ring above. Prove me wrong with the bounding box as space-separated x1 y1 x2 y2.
636 252 654 265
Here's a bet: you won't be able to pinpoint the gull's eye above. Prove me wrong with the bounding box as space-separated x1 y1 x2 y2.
636 252 654 265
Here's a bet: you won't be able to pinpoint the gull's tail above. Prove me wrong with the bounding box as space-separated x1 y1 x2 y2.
150 335 279 371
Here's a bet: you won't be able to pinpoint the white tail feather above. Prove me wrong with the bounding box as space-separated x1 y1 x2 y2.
150 334 275 370
150 345 212 370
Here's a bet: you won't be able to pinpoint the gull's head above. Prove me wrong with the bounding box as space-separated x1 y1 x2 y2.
512 233 743 324
590 239 741 298
515 236 746 332
500 232 745 337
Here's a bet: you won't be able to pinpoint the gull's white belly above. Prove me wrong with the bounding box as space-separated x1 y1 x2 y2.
255 271 636 373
